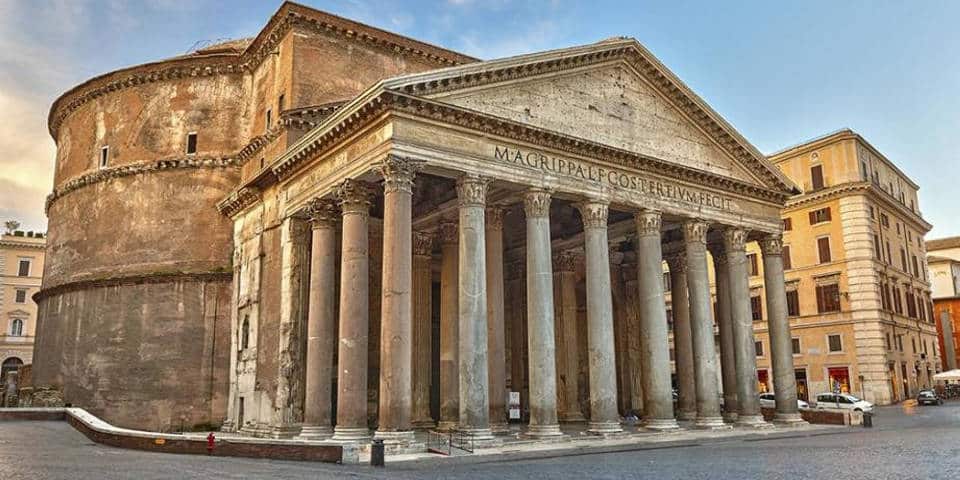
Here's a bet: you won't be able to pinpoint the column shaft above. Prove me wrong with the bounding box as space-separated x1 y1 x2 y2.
724 228 767 426
683 221 726 429
666 252 696 421
332 180 372 441
635 211 678 430
555 252 585 422
760 234 806 425
486 208 508 432
411 232 435 428
300 200 339 439
457 175 493 440
524 189 563 437
711 247 739 422
577 201 622 435
438 222 460 431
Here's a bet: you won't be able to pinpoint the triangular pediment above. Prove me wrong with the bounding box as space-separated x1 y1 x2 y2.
383 40 796 193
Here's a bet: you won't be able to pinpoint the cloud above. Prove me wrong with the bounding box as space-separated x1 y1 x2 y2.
455 19 563 59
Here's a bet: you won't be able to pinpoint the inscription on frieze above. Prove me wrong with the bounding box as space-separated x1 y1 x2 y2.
494 145 733 211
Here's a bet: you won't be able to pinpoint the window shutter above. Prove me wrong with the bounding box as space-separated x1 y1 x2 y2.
824 207 831 221
782 245 792 270
809 211 816 224
811 165 824 190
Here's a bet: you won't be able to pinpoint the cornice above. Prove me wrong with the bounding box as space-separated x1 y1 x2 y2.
45 156 239 214
33 270 232 302
47 2 474 140
280 101 347 130
217 186 263 218
0 240 46 250
262 90 789 207
784 181 931 232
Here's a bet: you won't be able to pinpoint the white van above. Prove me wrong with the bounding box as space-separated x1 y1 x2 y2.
814 393 874 412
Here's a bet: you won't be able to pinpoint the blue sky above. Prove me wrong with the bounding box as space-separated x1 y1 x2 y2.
2 0 958 237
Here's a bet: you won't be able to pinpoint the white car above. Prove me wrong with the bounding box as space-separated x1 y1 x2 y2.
759 392 809 409
814 392 874 412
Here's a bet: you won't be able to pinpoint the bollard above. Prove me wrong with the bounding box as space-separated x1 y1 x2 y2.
371 439 385 467
862 412 873 428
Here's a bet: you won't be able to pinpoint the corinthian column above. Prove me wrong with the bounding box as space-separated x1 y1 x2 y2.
332 179 373 442
375 156 421 443
524 189 563 438
682 220 727 429
299 198 339 440
486 207 508 433
710 245 739 423
724 228 768 427
665 251 696 422
411 231 435 429
554 250 585 423
634 210 678 430
760 234 807 426
456 174 494 441
438 221 460 431
576 200 622 435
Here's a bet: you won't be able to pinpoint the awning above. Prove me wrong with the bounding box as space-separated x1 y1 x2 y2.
933 369 960 381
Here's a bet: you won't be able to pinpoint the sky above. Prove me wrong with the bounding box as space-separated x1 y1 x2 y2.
1 0 958 237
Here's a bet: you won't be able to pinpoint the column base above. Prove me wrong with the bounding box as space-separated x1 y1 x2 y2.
411 418 437 430
773 412 808 426
559 411 587 423
722 411 739 423
642 418 680 431
457 427 498 446
297 425 334 440
522 424 566 439
436 420 458 432
694 415 732 430
373 430 425 454
490 422 511 435
331 426 371 442
735 414 773 428
219 420 236 433
587 421 624 436
267 424 301 439
677 410 697 421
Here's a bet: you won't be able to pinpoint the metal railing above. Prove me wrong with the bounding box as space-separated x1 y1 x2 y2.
426 430 474 455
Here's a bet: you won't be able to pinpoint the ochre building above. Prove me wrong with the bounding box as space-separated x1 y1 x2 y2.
1 231 44 379
35 2 807 439
754 130 938 405
927 237 960 371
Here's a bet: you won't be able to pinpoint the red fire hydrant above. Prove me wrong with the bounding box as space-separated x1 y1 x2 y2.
206 432 216 455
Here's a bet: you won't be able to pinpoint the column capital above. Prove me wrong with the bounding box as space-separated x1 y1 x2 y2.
664 250 687 274
710 246 729 267
413 230 434 257
523 188 552 218
305 198 339 228
335 179 374 216
552 250 579 273
682 219 709 245
575 200 609 229
485 206 506 230
456 174 491 208
758 233 783 256
378 155 423 195
722 227 748 253
634 210 662 237
438 221 459 245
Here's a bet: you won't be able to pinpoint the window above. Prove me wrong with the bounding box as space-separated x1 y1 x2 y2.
880 282 889 311
786 289 800 317
869 205 875 219
886 333 891 350
810 164 824 190
885 241 892 265
817 237 832 263
100 146 109 168
240 314 250 350
186 132 198 155
669 348 675 362
266 109 272 129
911 337 916 354
278 93 285 111
747 253 759 276
782 217 792 231
10 319 23 337
898 335 903 351
809 207 831 225
873 235 882 260
750 293 763 320
892 286 903 314
259 158 265 170
755 340 764 357
911 255 919 277
15 289 26 303
666 308 674 331
900 248 908 272
896 223 901 235
816 283 841 313
792 337 801 355
782 245 792 270
663 271 671 291
860 161 869 181
17 259 30 277
828 334 843 353
880 213 889 228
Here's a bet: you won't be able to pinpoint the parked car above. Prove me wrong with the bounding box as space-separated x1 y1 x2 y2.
814 393 874 412
759 393 809 410
917 390 943 406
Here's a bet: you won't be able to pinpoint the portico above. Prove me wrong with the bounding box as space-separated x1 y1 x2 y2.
221 38 807 445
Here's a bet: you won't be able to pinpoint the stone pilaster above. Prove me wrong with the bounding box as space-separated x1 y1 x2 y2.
723 228 768 427
299 198 340 439
682 220 727 429
760 234 807 426
332 179 374 442
485 206 509 433
375 156 421 443
634 210 678 430
411 231 435 429
438 221 460 431
554 250 585 423
456 174 494 441
576 200 622 435
664 250 696 422
523 189 563 438
710 245 739 423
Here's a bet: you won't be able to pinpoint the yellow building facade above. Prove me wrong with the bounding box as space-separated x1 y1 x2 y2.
1 231 45 379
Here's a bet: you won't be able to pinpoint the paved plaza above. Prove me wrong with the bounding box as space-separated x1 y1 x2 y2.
2 403 959 479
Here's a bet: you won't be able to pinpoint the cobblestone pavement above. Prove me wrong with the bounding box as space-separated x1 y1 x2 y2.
2 402 959 479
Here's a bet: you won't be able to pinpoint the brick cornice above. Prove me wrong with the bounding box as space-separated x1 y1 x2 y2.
33 270 232 302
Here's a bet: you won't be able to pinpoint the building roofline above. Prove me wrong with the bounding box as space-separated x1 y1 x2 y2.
927 236 960 252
